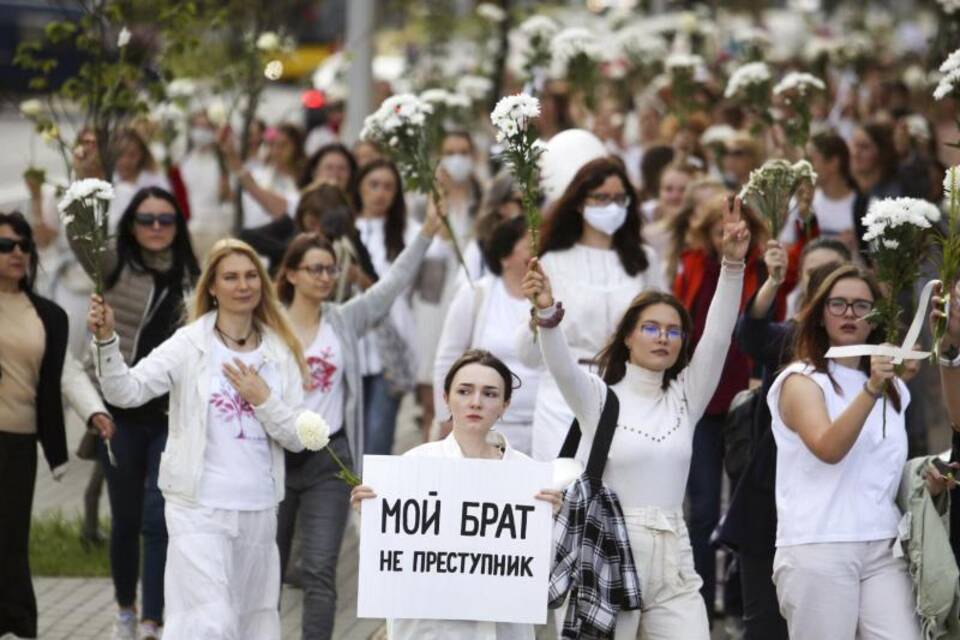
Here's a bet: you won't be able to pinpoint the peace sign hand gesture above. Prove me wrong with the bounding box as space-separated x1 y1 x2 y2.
722 195 752 263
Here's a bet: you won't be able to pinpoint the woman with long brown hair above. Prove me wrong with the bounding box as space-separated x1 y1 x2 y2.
519 156 665 462
273 200 443 640
522 197 751 638
766 263 919 639
87 238 308 639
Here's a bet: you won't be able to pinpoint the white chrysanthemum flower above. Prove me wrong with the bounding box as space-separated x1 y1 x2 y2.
206 100 227 127
256 32 280 52
803 37 840 62
264 60 284 81
550 27 602 76
861 197 941 243
941 49 960 74
117 27 131 48
938 0 960 14
167 78 196 99
944 166 960 198
615 27 667 66
792 160 818 184
724 62 771 99
700 124 736 147
420 88 452 105
57 179 115 216
19 99 43 118
773 72 826 96
476 2 507 22
665 53 703 72
361 94 434 142
490 93 540 143
456 75 494 101
518 15 559 41
902 65 929 92
296 411 331 451
734 26 770 48
935 49 960 101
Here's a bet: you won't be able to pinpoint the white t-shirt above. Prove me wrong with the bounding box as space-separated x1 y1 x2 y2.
812 188 856 237
303 321 345 435
197 339 277 510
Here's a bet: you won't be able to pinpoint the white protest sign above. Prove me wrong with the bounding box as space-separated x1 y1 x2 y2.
357 454 553 624
825 279 939 363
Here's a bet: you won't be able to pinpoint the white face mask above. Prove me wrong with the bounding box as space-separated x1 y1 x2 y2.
583 203 628 236
441 153 474 183
189 127 215 147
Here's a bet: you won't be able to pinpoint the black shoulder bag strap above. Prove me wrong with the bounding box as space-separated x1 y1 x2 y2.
557 387 620 485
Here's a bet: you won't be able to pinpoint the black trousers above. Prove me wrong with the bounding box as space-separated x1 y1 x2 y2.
0 432 38 639
739 549 788 640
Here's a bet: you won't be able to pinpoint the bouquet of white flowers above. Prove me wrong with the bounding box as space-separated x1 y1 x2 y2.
773 72 827 149
615 27 667 95
550 27 602 109
296 411 360 486
517 15 559 86
738 159 817 238
724 62 773 131
491 93 545 253
58 178 115 371
360 94 470 278
861 197 940 434
665 53 703 121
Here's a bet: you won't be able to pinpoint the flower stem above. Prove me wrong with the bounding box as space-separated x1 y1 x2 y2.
325 444 360 487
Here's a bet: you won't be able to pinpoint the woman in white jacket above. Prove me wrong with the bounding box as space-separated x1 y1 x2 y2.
351 350 561 640
87 238 308 640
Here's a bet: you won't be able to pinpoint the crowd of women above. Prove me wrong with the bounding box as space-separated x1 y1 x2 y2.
3 31 960 640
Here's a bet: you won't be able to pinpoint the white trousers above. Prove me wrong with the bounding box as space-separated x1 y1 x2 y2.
773 539 921 640
556 506 710 640
163 503 281 640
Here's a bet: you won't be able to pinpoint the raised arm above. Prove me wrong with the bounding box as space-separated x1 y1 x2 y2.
89 295 181 407
932 283 960 431
523 258 604 433
683 197 748 419
340 200 443 335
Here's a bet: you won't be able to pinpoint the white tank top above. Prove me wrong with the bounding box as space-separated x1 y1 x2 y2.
768 361 909 547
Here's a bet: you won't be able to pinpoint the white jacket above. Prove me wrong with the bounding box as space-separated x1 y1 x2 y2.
95 311 304 506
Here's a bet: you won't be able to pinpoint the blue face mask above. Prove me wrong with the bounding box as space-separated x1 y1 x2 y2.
583 203 628 236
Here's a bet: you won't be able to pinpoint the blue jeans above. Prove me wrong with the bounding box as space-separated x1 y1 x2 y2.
277 433 352 640
100 416 168 622
362 373 403 455
687 412 725 621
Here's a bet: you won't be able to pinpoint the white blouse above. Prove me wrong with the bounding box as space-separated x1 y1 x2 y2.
768 361 908 547
536 264 743 508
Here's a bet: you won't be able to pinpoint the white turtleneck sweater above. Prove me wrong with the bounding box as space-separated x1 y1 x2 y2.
538 264 743 508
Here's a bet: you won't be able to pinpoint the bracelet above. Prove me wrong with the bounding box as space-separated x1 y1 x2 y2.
862 380 882 400
534 302 565 329
95 333 118 347
721 257 746 271
940 344 960 368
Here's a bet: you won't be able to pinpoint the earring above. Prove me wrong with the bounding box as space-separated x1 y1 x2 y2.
212 296 218 307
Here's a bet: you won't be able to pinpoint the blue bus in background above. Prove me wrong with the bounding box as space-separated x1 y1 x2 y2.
0 0 83 93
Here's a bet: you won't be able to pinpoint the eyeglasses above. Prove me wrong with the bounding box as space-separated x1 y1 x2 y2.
134 213 177 227
825 297 874 318
0 237 32 254
638 322 684 342
298 264 340 278
726 148 751 157
585 192 630 206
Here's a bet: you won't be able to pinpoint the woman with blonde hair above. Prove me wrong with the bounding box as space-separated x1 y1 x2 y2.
87 238 308 640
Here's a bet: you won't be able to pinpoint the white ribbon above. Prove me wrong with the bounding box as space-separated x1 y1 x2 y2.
825 279 940 364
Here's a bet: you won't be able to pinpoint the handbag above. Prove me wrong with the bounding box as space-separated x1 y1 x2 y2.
723 387 758 479
558 386 620 483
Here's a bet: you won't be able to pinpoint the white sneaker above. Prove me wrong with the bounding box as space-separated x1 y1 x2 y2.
138 621 161 640
111 612 137 640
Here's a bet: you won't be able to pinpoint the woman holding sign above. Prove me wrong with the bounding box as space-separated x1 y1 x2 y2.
522 194 750 638
273 199 444 640
87 238 308 640
765 263 919 639
351 349 561 640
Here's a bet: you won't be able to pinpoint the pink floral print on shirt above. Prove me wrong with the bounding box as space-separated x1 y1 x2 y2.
307 348 338 392
209 387 266 440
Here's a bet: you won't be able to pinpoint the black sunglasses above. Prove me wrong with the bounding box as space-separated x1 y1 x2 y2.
0 237 32 254
134 213 177 227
